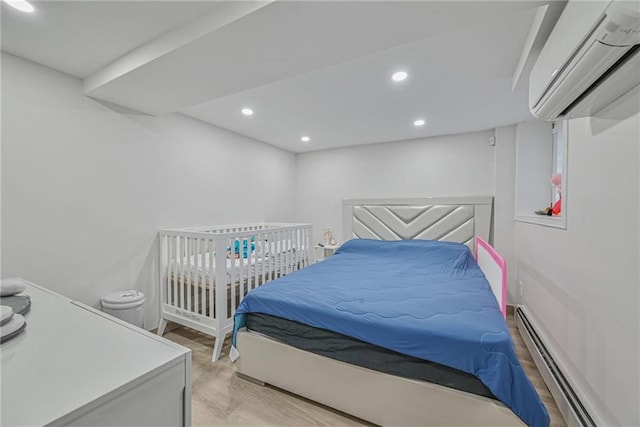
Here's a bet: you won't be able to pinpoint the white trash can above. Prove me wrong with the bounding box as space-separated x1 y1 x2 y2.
101 290 145 328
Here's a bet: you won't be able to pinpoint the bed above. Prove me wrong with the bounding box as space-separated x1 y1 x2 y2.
231 197 549 426
156 222 312 362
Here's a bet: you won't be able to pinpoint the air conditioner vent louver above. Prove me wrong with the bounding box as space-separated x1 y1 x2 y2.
559 43 640 117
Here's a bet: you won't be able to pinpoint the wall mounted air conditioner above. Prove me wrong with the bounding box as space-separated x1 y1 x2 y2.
530 0 640 120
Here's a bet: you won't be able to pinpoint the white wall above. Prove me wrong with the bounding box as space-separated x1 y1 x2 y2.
493 125 518 303
1 53 296 327
516 112 639 426
295 131 496 244
515 121 553 215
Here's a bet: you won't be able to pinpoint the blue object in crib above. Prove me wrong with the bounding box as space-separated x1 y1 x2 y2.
233 238 550 427
228 236 256 258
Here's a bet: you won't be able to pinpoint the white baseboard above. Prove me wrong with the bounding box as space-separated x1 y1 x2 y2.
515 305 595 427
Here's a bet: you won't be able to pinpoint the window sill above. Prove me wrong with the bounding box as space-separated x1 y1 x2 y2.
515 213 566 230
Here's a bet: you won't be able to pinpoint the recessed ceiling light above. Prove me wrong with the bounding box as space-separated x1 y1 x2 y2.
3 0 34 12
413 119 426 127
241 108 254 116
391 71 408 82
301 136 311 143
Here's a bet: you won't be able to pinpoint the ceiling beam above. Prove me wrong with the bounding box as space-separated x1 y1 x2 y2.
83 1 274 105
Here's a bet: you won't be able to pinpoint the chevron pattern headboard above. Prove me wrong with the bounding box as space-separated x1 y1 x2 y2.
343 197 492 254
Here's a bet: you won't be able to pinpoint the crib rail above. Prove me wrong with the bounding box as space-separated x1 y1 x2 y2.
158 222 313 362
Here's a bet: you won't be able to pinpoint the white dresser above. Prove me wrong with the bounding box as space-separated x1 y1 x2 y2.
1 278 191 426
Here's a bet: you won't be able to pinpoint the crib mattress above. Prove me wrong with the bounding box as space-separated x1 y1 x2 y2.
170 252 297 284
246 312 496 399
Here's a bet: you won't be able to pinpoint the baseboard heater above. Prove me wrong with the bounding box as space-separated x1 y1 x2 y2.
515 306 596 427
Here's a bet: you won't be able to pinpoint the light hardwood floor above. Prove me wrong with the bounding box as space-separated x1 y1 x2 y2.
164 312 566 426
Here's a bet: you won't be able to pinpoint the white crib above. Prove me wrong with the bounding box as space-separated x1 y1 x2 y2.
157 222 313 362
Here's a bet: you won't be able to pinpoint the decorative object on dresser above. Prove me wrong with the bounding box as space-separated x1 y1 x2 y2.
0 278 31 343
0 305 26 343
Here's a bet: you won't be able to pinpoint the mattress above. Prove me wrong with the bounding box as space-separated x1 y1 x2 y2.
233 239 549 427
170 247 300 284
246 312 496 399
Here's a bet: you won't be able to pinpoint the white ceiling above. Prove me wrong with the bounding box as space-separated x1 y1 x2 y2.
1 1 221 77
1 1 566 153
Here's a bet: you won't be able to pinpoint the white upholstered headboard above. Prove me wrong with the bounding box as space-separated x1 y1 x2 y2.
343 197 493 254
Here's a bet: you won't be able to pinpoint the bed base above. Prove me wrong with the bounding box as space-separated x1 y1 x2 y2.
236 329 524 426
157 222 312 362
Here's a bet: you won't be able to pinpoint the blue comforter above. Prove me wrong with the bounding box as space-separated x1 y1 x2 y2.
233 239 549 427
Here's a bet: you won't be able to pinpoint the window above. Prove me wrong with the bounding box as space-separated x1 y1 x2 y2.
515 120 568 229
551 121 564 206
